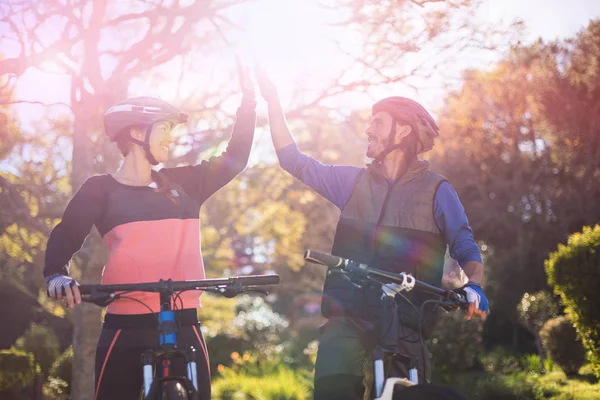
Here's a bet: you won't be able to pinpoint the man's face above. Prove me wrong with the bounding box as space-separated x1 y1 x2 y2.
148 120 175 163
365 111 395 159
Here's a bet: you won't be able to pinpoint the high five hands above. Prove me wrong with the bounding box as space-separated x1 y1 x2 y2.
235 57 278 103
236 56 255 99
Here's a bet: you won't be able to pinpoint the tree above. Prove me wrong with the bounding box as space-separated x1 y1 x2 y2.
539 315 587 377
546 225 600 379
1 1 252 397
430 20 600 352
1 0 520 396
0 349 38 400
517 290 562 371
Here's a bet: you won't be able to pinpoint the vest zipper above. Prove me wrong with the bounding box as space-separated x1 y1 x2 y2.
375 181 394 227
369 180 395 265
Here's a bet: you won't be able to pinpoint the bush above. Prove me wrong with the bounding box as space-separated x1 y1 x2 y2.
474 373 545 400
203 294 290 376
518 354 544 374
429 308 483 380
0 349 38 393
450 371 547 400
43 378 69 400
517 291 561 334
43 346 73 399
212 366 310 399
14 323 60 377
545 225 600 378
539 316 586 377
479 347 521 375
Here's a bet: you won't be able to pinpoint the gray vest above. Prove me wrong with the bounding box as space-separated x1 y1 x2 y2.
322 160 447 319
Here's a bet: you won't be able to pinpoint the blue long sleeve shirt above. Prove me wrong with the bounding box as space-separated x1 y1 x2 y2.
277 143 482 267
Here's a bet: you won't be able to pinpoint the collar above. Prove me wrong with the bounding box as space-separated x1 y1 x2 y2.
367 159 429 185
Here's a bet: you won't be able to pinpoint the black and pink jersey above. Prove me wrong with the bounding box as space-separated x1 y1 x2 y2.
43 104 256 314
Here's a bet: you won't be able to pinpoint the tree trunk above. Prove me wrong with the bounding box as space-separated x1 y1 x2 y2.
69 85 108 399
534 333 547 373
71 243 105 399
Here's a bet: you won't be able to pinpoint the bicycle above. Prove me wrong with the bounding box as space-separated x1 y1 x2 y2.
304 250 472 400
79 274 280 400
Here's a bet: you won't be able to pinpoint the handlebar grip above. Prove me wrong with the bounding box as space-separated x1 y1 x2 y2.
78 285 92 295
304 250 345 268
234 274 280 286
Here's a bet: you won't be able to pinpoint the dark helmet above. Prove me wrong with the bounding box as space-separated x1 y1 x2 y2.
103 96 188 142
371 96 440 160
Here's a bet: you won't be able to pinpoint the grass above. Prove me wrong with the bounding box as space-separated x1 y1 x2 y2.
531 364 599 400
211 367 312 400
446 364 599 400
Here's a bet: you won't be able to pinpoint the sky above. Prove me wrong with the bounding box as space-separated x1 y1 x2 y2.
482 0 600 43
3 0 600 132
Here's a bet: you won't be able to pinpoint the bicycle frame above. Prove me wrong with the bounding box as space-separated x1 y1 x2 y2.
80 275 279 400
141 289 198 399
304 250 467 400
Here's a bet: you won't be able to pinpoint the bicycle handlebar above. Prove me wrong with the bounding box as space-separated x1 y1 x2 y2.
304 249 467 306
304 250 345 268
79 274 280 295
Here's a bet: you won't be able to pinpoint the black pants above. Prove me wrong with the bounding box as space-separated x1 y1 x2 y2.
95 309 211 400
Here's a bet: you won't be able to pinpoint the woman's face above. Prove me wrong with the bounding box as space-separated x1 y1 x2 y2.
148 120 175 163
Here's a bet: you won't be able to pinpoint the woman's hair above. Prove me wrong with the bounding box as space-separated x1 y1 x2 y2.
115 126 180 206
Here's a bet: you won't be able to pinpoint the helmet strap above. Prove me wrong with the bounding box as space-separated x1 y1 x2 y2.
373 119 404 164
128 125 159 165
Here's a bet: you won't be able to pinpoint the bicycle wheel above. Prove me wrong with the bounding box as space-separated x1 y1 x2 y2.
161 381 189 400
144 380 196 400
392 383 470 400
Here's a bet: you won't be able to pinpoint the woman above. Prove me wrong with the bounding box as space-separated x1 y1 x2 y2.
43 65 256 399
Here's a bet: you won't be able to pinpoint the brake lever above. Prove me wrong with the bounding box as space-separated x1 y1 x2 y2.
206 285 270 298
327 268 367 289
206 286 239 298
441 290 469 311
240 287 269 296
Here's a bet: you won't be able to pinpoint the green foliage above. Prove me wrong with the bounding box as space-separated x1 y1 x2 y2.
49 346 73 382
477 348 551 376
212 363 311 400
43 346 73 399
450 364 600 400
432 21 600 355
201 293 291 375
479 347 522 375
197 294 238 338
0 349 38 392
532 364 599 400
429 309 484 380
450 371 550 400
518 290 562 334
540 316 587 377
519 354 544 374
43 378 69 400
545 225 600 378
232 295 289 353
474 373 546 400
14 323 60 377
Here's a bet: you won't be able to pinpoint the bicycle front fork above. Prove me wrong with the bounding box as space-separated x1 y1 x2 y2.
141 347 198 398
373 346 418 398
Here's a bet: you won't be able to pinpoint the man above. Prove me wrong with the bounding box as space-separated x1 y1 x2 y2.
256 68 488 400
